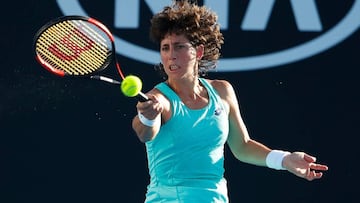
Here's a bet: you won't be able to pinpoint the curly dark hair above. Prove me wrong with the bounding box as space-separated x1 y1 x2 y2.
150 0 224 77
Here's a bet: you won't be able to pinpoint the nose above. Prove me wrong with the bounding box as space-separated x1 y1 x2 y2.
169 47 176 60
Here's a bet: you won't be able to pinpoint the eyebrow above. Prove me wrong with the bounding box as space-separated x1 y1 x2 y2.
161 42 191 46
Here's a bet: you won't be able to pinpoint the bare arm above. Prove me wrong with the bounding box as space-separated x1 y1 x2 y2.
211 79 328 180
212 80 271 166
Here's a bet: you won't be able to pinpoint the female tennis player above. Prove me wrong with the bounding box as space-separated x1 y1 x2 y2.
132 1 329 202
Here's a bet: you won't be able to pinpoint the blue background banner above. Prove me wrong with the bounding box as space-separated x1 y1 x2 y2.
1 1 359 202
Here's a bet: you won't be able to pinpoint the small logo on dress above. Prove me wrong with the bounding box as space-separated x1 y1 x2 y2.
215 107 223 116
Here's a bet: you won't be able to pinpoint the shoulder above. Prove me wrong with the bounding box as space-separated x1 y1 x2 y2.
207 78 232 89
206 79 237 99
205 79 240 112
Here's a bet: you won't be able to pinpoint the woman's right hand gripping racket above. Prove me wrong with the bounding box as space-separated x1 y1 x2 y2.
33 15 148 101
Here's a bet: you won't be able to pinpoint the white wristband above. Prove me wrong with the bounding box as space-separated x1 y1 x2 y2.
138 112 160 127
266 150 291 170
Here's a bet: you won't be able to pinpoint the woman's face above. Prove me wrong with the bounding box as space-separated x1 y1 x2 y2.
160 33 202 80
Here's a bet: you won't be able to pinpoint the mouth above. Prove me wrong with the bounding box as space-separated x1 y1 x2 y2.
169 64 180 71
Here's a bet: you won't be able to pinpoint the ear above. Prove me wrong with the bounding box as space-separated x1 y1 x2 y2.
196 44 204 60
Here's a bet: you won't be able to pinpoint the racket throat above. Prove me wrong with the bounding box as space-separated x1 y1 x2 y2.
91 75 121 84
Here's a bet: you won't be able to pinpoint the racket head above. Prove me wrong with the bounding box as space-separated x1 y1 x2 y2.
33 16 115 77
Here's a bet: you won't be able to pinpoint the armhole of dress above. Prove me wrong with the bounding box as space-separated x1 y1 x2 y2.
199 78 229 115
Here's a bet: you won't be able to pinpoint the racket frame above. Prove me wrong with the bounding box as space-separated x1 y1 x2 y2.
33 15 148 101
33 15 124 78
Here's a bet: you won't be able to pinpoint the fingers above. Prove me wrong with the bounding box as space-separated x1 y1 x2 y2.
301 162 328 181
136 94 157 110
303 153 316 163
303 153 329 170
310 163 329 171
289 152 329 181
305 169 323 181
136 94 163 119
304 152 329 172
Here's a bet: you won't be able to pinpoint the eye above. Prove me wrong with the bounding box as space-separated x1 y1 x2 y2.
161 46 169 52
174 44 186 50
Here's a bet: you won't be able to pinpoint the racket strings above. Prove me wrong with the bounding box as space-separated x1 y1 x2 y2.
54 21 109 71
72 21 110 68
35 20 112 75
56 21 108 72
37 28 101 74
37 23 93 74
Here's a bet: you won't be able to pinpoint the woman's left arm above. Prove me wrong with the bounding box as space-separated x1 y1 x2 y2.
212 79 328 180
212 79 271 166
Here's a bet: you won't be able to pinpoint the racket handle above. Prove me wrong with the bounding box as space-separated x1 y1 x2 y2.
90 75 148 101
91 75 121 84
137 92 149 102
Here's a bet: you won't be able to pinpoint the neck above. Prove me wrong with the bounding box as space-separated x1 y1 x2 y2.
167 77 203 100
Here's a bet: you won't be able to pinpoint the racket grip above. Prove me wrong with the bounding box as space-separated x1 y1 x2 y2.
90 75 121 84
137 92 149 102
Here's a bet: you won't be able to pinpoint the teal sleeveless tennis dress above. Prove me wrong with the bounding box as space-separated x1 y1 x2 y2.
145 78 229 203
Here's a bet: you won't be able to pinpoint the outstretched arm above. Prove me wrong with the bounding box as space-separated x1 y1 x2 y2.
212 79 328 181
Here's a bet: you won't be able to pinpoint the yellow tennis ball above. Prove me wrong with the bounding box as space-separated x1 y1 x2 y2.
121 75 143 97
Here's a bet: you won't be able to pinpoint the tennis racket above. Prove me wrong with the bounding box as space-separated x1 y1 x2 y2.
33 15 148 101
